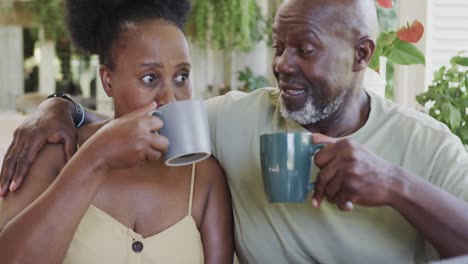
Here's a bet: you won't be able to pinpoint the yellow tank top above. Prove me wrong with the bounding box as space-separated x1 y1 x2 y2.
63 164 204 264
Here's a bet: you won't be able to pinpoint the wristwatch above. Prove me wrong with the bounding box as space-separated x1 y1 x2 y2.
47 92 85 128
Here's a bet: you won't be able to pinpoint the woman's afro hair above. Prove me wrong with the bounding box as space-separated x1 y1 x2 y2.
65 0 191 61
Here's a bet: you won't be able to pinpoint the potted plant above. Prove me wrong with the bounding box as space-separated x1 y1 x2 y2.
237 67 270 93
370 0 426 72
186 0 266 92
416 53 468 147
186 0 265 51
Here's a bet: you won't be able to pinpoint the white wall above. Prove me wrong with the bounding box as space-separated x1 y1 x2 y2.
429 0 468 74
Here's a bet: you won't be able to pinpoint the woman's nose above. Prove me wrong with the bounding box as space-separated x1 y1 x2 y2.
156 85 176 107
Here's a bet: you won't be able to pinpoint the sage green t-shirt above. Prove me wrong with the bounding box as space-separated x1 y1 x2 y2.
205 88 468 264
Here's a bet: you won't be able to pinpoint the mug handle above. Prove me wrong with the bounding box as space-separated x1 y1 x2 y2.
150 109 162 117
149 110 163 134
306 143 326 192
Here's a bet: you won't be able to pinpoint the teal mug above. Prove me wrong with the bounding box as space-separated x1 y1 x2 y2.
260 133 325 203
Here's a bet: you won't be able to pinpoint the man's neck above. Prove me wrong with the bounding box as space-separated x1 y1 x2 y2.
302 89 370 138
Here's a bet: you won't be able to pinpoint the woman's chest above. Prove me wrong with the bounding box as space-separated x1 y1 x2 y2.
90 166 194 237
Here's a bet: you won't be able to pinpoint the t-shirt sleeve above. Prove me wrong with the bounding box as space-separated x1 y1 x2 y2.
430 134 468 201
205 95 225 159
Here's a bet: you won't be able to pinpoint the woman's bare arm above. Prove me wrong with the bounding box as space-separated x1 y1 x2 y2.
0 143 107 264
198 158 234 264
0 102 165 263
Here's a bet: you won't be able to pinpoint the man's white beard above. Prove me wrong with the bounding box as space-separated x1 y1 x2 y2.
280 91 346 125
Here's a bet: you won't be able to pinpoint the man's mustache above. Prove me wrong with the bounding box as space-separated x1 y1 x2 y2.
277 74 308 89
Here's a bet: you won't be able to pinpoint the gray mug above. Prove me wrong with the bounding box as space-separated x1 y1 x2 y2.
151 100 211 166
260 133 325 203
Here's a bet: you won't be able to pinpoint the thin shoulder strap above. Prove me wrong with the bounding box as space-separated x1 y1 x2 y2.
188 163 196 215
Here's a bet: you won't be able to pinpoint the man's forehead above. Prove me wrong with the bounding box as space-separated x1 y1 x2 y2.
275 0 344 25
273 1 336 33
274 0 378 40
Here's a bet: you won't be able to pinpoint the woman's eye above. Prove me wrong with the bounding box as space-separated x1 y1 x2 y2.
142 74 157 85
175 73 189 84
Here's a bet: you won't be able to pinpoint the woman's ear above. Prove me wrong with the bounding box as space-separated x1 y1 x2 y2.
99 65 113 97
353 38 375 72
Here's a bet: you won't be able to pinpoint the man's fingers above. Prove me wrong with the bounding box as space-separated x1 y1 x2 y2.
313 161 337 206
0 142 22 196
336 192 355 212
9 136 49 192
61 131 78 161
337 200 354 211
324 173 345 204
312 133 338 144
0 141 17 196
313 141 340 170
11 153 30 192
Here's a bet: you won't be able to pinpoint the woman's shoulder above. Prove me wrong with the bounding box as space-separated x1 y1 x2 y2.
191 156 231 227
195 156 226 183
193 156 229 201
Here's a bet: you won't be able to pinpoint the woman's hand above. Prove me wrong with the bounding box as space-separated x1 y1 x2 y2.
0 98 78 196
78 102 169 172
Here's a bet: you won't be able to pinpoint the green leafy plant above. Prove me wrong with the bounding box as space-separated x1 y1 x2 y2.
237 67 270 92
416 53 468 145
29 0 67 41
186 0 266 51
369 22 426 72
370 0 426 72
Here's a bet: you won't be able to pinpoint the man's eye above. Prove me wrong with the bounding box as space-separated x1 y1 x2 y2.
299 47 314 55
142 74 157 84
273 45 284 56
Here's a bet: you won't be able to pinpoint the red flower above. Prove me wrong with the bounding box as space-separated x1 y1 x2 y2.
376 0 393 8
396 20 424 44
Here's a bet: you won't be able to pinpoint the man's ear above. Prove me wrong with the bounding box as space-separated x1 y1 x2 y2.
99 65 113 97
353 38 375 72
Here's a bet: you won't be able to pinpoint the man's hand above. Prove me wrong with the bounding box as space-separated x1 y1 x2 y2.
0 98 78 196
312 133 399 211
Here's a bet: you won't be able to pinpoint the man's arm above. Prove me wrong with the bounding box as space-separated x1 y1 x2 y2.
389 167 468 258
0 97 109 196
312 134 468 258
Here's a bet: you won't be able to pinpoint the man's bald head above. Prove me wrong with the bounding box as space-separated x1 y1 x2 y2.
271 0 378 126
276 0 378 42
